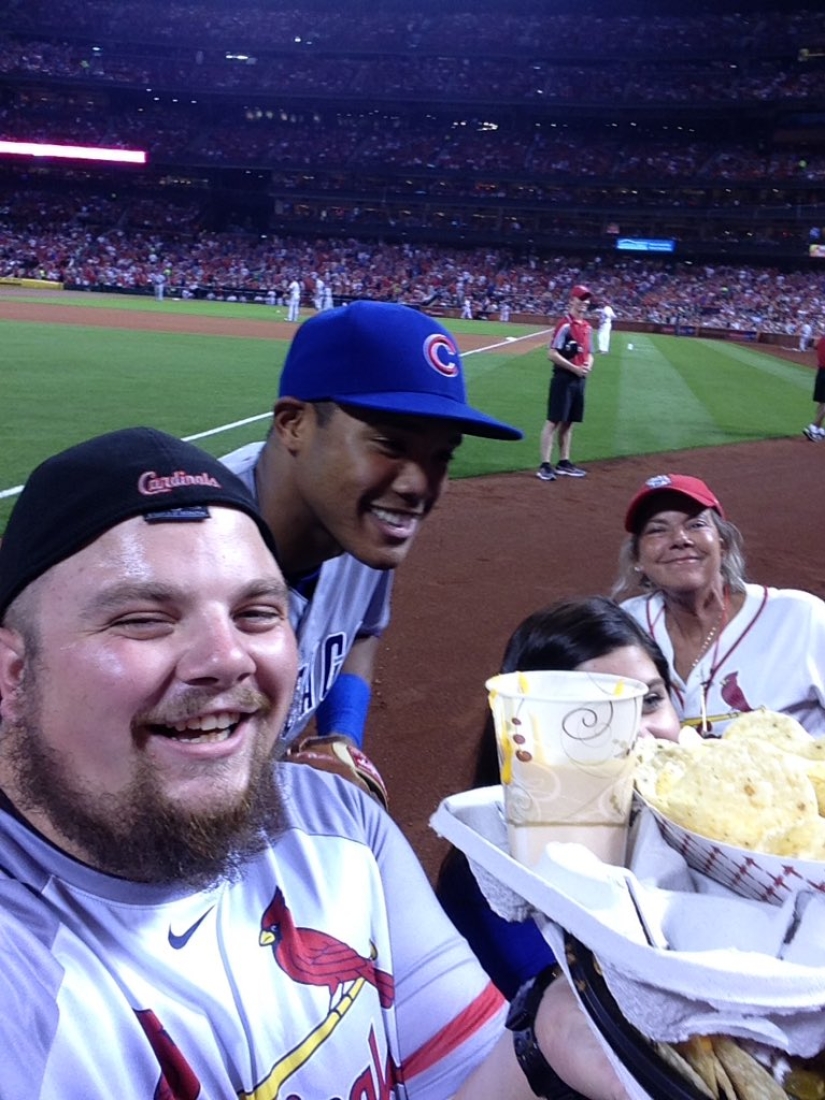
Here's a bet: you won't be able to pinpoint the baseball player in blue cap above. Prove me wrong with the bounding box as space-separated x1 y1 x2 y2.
222 301 521 799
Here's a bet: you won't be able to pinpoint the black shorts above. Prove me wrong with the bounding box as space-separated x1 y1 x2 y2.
814 368 825 403
547 368 586 423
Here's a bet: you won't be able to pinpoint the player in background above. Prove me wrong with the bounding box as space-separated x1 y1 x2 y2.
803 330 825 441
152 270 166 301
597 301 616 354
537 284 594 482
286 276 301 322
313 273 325 311
221 301 521 792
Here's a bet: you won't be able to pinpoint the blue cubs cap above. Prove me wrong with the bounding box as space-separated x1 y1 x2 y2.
278 301 522 440
0 427 277 619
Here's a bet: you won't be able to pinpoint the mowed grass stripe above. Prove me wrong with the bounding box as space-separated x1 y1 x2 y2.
453 343 549 477
668 338 809 438
719 339 814 389
595 337 720 458
1 290 293 322
1 321 290 480
1 315 815 527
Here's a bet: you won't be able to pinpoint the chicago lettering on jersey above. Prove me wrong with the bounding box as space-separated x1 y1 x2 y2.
286 632 348 734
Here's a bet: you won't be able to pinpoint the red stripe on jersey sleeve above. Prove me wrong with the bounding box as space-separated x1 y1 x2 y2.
400 981 505 1080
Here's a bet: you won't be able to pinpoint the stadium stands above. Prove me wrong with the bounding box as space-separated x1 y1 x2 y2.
1 0 823 321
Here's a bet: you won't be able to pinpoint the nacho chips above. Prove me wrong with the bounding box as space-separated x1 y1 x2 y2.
676 1035 735 1098
635 709 825 858
668 1034 821 1099
657 1039 715 1097
711 1036 787 1100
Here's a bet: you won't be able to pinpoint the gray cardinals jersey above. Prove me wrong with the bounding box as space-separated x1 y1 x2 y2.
0 765 505 1099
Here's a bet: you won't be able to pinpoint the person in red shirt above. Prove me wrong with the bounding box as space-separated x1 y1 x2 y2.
803 333 825 441
537 283 594 480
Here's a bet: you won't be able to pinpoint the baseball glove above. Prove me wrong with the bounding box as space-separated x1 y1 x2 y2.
285 734 389 809
560 336 581 362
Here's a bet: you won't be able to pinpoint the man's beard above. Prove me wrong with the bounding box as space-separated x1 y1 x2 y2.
2 680 289 889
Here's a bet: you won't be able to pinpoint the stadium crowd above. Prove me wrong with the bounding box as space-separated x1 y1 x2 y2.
2 88 824 188
3 207 824 336
2 0 823 272
3 1 823 56
2 38 825 106
2 0 823 334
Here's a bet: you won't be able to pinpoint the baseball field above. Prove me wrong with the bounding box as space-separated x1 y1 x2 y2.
1 287 821 878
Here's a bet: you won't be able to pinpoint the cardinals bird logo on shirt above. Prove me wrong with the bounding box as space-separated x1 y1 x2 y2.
720 671 753 715
235 887 397 1098
260 887 394 1008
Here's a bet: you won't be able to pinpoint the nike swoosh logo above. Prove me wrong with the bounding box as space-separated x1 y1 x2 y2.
168 907 214 949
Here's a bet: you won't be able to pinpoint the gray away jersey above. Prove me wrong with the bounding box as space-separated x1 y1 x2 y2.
222 441 393 744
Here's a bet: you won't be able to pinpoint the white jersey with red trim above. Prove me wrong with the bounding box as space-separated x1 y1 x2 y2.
0 764 505 1099
622 584 825 737
222 441 393 745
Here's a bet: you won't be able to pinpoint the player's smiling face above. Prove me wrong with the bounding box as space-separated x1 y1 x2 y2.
0 508 298 878
299 403 461 569
636 502 724 594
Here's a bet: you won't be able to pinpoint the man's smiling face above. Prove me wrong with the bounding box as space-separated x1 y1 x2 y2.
0 507 298 884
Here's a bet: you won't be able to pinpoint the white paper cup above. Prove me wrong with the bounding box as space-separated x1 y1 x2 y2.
486 670 647 867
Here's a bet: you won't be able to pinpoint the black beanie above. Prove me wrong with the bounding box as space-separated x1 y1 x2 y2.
0 427 275 619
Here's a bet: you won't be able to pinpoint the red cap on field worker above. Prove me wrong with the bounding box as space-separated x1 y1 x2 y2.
277 300 522 441
570 285 592 300
624 474 725 533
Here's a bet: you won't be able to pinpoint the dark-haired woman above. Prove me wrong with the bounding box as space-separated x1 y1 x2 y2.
436 596 679 1000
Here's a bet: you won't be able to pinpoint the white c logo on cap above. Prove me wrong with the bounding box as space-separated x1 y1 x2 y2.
423 334 460 378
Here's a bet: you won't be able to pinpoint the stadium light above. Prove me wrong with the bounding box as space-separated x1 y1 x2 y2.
0 141 147 165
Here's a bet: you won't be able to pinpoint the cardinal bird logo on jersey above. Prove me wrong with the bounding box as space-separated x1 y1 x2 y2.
259 886 395 1009
240 888 398 1098
720 671 753 715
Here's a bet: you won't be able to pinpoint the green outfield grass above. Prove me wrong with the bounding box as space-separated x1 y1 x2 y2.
0 297 815 529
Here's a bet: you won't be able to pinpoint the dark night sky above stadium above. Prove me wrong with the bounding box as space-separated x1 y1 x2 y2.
285 0 810 13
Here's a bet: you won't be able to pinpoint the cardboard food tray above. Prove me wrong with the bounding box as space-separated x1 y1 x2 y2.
430 785 825 1010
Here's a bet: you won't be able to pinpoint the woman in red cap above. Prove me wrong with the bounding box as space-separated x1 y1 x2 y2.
613 474 825 737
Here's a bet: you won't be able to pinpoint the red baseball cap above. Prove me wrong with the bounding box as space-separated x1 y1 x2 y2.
571 284 592 300
624 474 725 533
